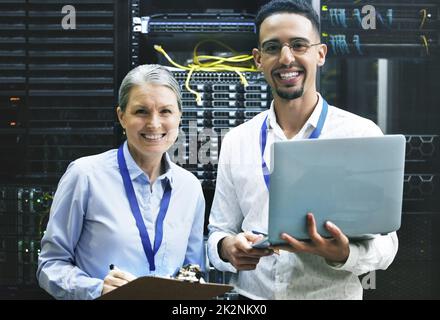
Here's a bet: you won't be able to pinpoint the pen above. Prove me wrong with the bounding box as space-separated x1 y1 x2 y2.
108 264 137 282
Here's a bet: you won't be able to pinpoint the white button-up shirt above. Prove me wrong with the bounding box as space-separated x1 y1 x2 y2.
207 94 398 299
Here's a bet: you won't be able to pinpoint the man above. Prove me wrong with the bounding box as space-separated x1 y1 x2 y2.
207 0 398 299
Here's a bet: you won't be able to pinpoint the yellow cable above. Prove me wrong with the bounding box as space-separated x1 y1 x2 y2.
154 45 190 70
154 41 258 102
420 35 429 55
185 67 202 105
419 9 427 29
235 70 249 87
193 39 238 65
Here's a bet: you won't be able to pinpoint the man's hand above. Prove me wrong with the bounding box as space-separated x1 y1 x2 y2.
272 213 350 263
101 267 137 295
219 232 274 270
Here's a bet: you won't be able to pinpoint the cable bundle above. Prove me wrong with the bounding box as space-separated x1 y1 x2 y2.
154 40 258 105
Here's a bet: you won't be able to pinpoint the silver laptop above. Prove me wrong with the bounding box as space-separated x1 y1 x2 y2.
253 135 406 248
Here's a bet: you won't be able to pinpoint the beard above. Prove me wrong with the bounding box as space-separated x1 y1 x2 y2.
275 86 304 100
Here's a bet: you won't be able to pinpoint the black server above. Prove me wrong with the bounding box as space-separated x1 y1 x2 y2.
0 0 130 299
128 0 271 231
320 0 440 299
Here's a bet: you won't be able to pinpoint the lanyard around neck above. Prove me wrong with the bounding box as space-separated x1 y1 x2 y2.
260 98 329 190
117 144 172 272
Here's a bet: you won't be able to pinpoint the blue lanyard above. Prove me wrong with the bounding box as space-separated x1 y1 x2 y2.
117 144 172 272
260 99 329 190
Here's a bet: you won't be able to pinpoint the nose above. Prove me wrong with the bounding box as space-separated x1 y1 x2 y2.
146 112 161 129
278 43 296 66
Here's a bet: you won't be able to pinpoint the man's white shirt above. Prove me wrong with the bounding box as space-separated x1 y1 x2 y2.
207 94 399 299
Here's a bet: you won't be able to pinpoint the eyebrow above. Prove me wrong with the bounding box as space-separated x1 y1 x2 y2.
261 37 311 45
132 104 176 109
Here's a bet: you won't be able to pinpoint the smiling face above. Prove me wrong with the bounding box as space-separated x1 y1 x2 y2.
253 13 327 101
117 83 181 163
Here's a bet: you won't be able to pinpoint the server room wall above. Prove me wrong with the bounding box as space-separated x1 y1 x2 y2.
0 0 439 299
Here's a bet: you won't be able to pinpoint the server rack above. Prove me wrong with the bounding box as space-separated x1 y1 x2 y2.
0 0 130 299
130 0 271 234
320 0 440 299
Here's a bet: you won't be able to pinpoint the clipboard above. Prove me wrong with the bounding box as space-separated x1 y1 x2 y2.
98 276 233 300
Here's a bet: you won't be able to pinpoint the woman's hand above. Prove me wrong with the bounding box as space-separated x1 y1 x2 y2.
101 267 137 295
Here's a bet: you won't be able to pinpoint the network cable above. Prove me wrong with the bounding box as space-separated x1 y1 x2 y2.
386 9 393 28
339 9 347 28
419 9 427 29
154 40 257 104
420 35 429 55
330 8 338 27
329 35 337 55
376 12 385 28
353 35 363 55
341 35 350 54
353 8 362 28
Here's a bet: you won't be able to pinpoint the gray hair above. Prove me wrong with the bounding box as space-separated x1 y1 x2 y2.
118 64 182 112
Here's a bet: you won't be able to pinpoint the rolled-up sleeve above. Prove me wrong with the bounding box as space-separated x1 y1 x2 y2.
329 232 399 275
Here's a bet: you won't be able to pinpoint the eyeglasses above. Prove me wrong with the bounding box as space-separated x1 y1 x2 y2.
261 40 321 56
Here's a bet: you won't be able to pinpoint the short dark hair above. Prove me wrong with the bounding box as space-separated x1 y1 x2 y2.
255 0 320 42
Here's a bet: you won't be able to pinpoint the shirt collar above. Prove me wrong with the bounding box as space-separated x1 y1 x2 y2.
267 93 323 139
307 93 323 130
122 141 174 188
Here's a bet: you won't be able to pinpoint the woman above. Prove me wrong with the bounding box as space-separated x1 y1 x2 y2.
37 65 206 300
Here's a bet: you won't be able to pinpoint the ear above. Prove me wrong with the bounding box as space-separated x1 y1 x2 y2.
317 43 327 67
252 48 262 70
116 106 125 129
